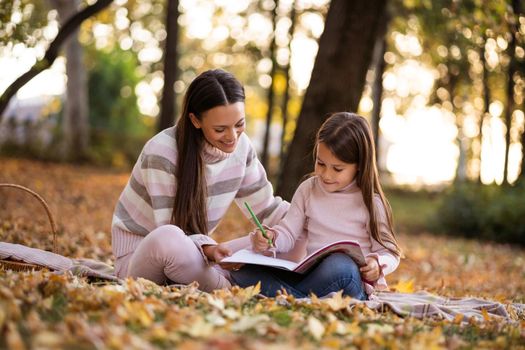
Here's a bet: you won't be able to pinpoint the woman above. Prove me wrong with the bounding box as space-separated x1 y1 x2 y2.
112 69 304 291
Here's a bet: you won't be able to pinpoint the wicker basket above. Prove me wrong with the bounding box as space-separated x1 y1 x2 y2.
0 183 58 271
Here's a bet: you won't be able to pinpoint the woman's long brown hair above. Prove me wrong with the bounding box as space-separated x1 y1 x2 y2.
316 112 401 257
172 69 245 235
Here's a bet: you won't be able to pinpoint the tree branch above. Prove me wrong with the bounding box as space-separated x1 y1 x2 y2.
0 0 113 119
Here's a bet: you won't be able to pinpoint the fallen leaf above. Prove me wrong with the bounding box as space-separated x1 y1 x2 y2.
231 314 270 332
308 316 325 341
392 279 415 293
323 291 350 311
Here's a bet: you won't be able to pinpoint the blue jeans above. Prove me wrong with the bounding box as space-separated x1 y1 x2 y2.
230 252 367 299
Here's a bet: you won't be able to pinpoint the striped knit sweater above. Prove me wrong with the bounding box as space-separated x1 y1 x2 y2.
111 127 289 259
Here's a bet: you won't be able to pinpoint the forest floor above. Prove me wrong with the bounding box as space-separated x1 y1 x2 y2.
0 156 524 349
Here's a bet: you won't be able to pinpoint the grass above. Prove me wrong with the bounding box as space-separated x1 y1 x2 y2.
385 187 442 234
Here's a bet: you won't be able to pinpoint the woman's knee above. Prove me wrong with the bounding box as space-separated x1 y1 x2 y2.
128 225 201 282
144 224 185 246
140 225 195 259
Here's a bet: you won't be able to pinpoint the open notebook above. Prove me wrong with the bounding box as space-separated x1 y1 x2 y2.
221 240 366 274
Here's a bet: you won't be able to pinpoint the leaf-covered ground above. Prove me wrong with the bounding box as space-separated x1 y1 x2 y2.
1 157 524 349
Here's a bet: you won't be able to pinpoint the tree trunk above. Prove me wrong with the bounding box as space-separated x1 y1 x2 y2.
158 0 180 131
279 0 297 165
371 37 386 163
261 0 280 171
370 9 389 165
53 0 89 160
518 113 525 182
447 69 467 182
478 35 490 184
503 0 519 184
277 0 387 200
516 1 525 183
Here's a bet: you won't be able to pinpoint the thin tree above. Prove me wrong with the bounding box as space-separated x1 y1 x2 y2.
478 33 490 184
277 0 387 200
158 0 180 131
503 0 520 184
279 0 297 165
261 0 280 171
51 0 89 160
370 8 389 164
0 0 113 119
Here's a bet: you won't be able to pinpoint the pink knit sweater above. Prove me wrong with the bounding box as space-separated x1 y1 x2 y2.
111 127 289 259
273 176 400 291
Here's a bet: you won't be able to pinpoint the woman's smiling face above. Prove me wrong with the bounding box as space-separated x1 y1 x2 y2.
190 102 246 153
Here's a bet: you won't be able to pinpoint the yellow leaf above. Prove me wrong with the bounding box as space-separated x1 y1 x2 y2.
481 308 491 322
149 325 169 341
136 306 154 327
6 322 25 350
231 314 270 332
222 308 240 320
308 316 325 341
333 320 358 336
205 312 227 326
206 295 225 310
325 320 339 335
322 338 342 348
365 323 394 336
323 291 350 311
32 331 63 348
0 305 5 330
185 317 214 337
453 313 464 324
392 279 415 293
234 282 261 302
310 294 321 306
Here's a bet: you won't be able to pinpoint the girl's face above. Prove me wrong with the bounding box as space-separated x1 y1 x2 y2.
315 142 358 192
190 102 246 153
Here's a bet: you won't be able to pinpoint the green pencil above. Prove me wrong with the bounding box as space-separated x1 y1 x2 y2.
244 202 273 246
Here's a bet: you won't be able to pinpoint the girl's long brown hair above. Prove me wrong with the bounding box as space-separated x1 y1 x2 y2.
172 69 245 235
316 112 401 257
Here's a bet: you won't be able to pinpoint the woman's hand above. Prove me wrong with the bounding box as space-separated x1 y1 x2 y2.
203 244 231 263
250 226 276 253
360 256 381 282
202 244 244 271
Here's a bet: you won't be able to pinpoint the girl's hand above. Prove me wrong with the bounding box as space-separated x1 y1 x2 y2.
251 226 276 253
203 244 232 263
360 256 381 282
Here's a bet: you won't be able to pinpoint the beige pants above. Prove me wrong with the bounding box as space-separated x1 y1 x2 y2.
114 225 251 292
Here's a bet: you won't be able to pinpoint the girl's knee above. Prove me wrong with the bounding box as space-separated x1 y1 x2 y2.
315 253 365 299
321 253 361 278
230 265 259 287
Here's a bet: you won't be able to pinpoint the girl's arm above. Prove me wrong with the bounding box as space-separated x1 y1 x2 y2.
247 179 309 253
271 180 310 252
367 196 400 276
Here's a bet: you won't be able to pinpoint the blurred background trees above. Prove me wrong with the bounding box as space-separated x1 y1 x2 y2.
0 0 524 244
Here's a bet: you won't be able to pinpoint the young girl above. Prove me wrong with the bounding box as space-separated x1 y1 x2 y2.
112 69 306 291
231 112 402 299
